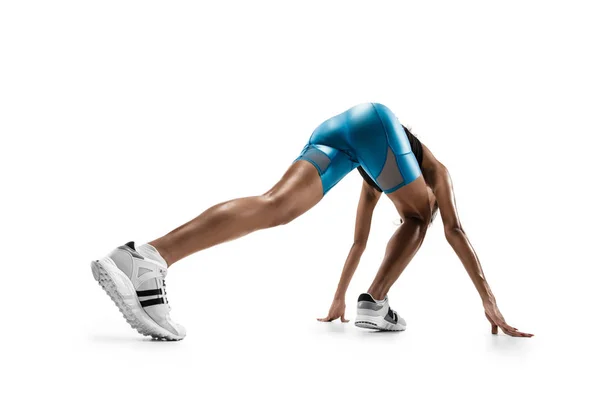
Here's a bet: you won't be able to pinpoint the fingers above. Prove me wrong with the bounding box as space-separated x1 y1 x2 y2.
504 329 533 337
498 322 534 337
484 309 532 337
317 317 335 322
499 322 515 334
317 314 351 323
503 329 534 338
317 315 344 322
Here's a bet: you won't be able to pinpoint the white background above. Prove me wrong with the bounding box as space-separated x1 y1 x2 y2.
1 1 598 399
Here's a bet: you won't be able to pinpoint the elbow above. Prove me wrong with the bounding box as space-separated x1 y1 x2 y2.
444 226 464 241
353 241 367 251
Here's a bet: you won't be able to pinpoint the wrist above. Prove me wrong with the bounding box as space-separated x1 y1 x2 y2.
480 283 495 304
482 294 496 306
334 290 346 301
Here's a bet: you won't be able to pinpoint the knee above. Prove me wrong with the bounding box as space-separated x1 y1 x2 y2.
404 214 430 235
262 193 297 227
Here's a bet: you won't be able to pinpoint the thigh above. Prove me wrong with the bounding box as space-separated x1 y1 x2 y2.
264 159 325 217
386 174 432 222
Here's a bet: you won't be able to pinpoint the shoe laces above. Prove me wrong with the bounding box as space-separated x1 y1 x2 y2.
156 270 171 310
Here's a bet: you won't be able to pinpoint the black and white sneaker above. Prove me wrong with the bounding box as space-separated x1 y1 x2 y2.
91 241 186 340
354 293 406 331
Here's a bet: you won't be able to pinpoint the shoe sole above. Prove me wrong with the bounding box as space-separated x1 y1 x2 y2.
355 314 406 332
91 258 184 341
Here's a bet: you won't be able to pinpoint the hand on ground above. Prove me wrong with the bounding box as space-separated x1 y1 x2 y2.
484 302 533 337
317 299 349 323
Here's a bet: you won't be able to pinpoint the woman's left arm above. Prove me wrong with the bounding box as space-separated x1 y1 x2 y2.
425 158 533 337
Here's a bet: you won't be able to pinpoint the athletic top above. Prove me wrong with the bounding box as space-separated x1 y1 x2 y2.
357 126 423 193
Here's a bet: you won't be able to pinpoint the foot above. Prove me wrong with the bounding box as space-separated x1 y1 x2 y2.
354 293 406 331
91 241 186 340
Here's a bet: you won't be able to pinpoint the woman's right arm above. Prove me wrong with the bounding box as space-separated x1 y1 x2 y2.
318 180 382 322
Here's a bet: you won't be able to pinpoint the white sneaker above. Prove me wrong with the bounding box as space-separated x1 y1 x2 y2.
91 241 186 340
354 293 406 331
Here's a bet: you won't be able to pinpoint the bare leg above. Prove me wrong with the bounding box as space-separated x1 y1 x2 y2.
367 175 432 300
150 161 323 266
367 218 428 300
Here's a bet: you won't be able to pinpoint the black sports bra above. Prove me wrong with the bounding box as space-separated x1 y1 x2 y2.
357 126 423 193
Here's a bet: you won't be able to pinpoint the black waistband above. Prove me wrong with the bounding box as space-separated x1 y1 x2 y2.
403 125 423 168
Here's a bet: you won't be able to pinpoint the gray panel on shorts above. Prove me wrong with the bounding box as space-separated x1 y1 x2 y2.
301 147 331 174
376 147 405 191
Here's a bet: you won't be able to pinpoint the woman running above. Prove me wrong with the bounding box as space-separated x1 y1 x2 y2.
91 103 533 340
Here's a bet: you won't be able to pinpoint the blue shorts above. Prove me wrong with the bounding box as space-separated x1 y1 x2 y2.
294 103 422 195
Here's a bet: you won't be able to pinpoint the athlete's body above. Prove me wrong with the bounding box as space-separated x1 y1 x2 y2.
92 103 532 340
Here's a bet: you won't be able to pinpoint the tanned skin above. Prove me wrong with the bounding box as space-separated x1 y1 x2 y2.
150 146 532 337
318 144 533 337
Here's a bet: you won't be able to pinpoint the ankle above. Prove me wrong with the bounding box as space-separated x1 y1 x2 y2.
367 285 387 301
148 240 174 267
